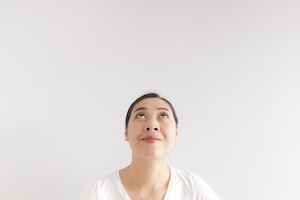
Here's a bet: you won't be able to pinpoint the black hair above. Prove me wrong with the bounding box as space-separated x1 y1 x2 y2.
125 93 178 128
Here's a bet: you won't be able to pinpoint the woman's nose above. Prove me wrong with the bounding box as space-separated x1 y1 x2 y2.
144 121 159 131
145 127 159 131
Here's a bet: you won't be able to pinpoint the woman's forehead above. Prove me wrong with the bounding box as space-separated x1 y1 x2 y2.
132 98 172 111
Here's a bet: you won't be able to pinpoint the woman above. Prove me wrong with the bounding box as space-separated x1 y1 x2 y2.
80 93 220 200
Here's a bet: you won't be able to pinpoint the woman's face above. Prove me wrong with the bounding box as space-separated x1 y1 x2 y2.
125 98 178 160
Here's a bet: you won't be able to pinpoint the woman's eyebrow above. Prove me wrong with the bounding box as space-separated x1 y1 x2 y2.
134 107 169 113
133 107 147 113
157 107 170 111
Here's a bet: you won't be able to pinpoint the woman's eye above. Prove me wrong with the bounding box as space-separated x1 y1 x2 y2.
160 113 169 118
136 113 146 119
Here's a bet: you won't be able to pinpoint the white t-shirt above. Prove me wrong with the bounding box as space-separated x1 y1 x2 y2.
79 167 220 200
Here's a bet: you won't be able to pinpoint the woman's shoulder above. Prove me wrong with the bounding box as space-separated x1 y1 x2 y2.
168 167 220 200
94 171 119 184
170 166 205 183
79 171 125 200
88 170 122 193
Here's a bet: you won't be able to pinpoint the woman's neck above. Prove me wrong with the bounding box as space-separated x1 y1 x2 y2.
128 158 170 187
119 156 171 200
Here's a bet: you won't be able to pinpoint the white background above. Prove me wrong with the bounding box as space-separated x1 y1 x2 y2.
1 0 300 200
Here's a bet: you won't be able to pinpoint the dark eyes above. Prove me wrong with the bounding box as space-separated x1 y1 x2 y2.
159 112 169 118
134 112 169 119
135 113 146 119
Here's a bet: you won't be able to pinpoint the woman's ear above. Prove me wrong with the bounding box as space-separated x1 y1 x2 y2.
125 129 129 141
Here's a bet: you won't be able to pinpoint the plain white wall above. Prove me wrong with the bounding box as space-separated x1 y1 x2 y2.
1 0 300 200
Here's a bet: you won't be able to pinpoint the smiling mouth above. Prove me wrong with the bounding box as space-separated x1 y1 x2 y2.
141 137 161 143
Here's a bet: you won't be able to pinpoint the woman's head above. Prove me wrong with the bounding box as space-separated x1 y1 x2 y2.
125 93 179 160
125 93 178 128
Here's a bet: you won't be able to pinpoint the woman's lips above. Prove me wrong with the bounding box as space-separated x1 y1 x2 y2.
141 137 161 143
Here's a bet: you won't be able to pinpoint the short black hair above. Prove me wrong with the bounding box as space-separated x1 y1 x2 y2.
125 93 178 128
